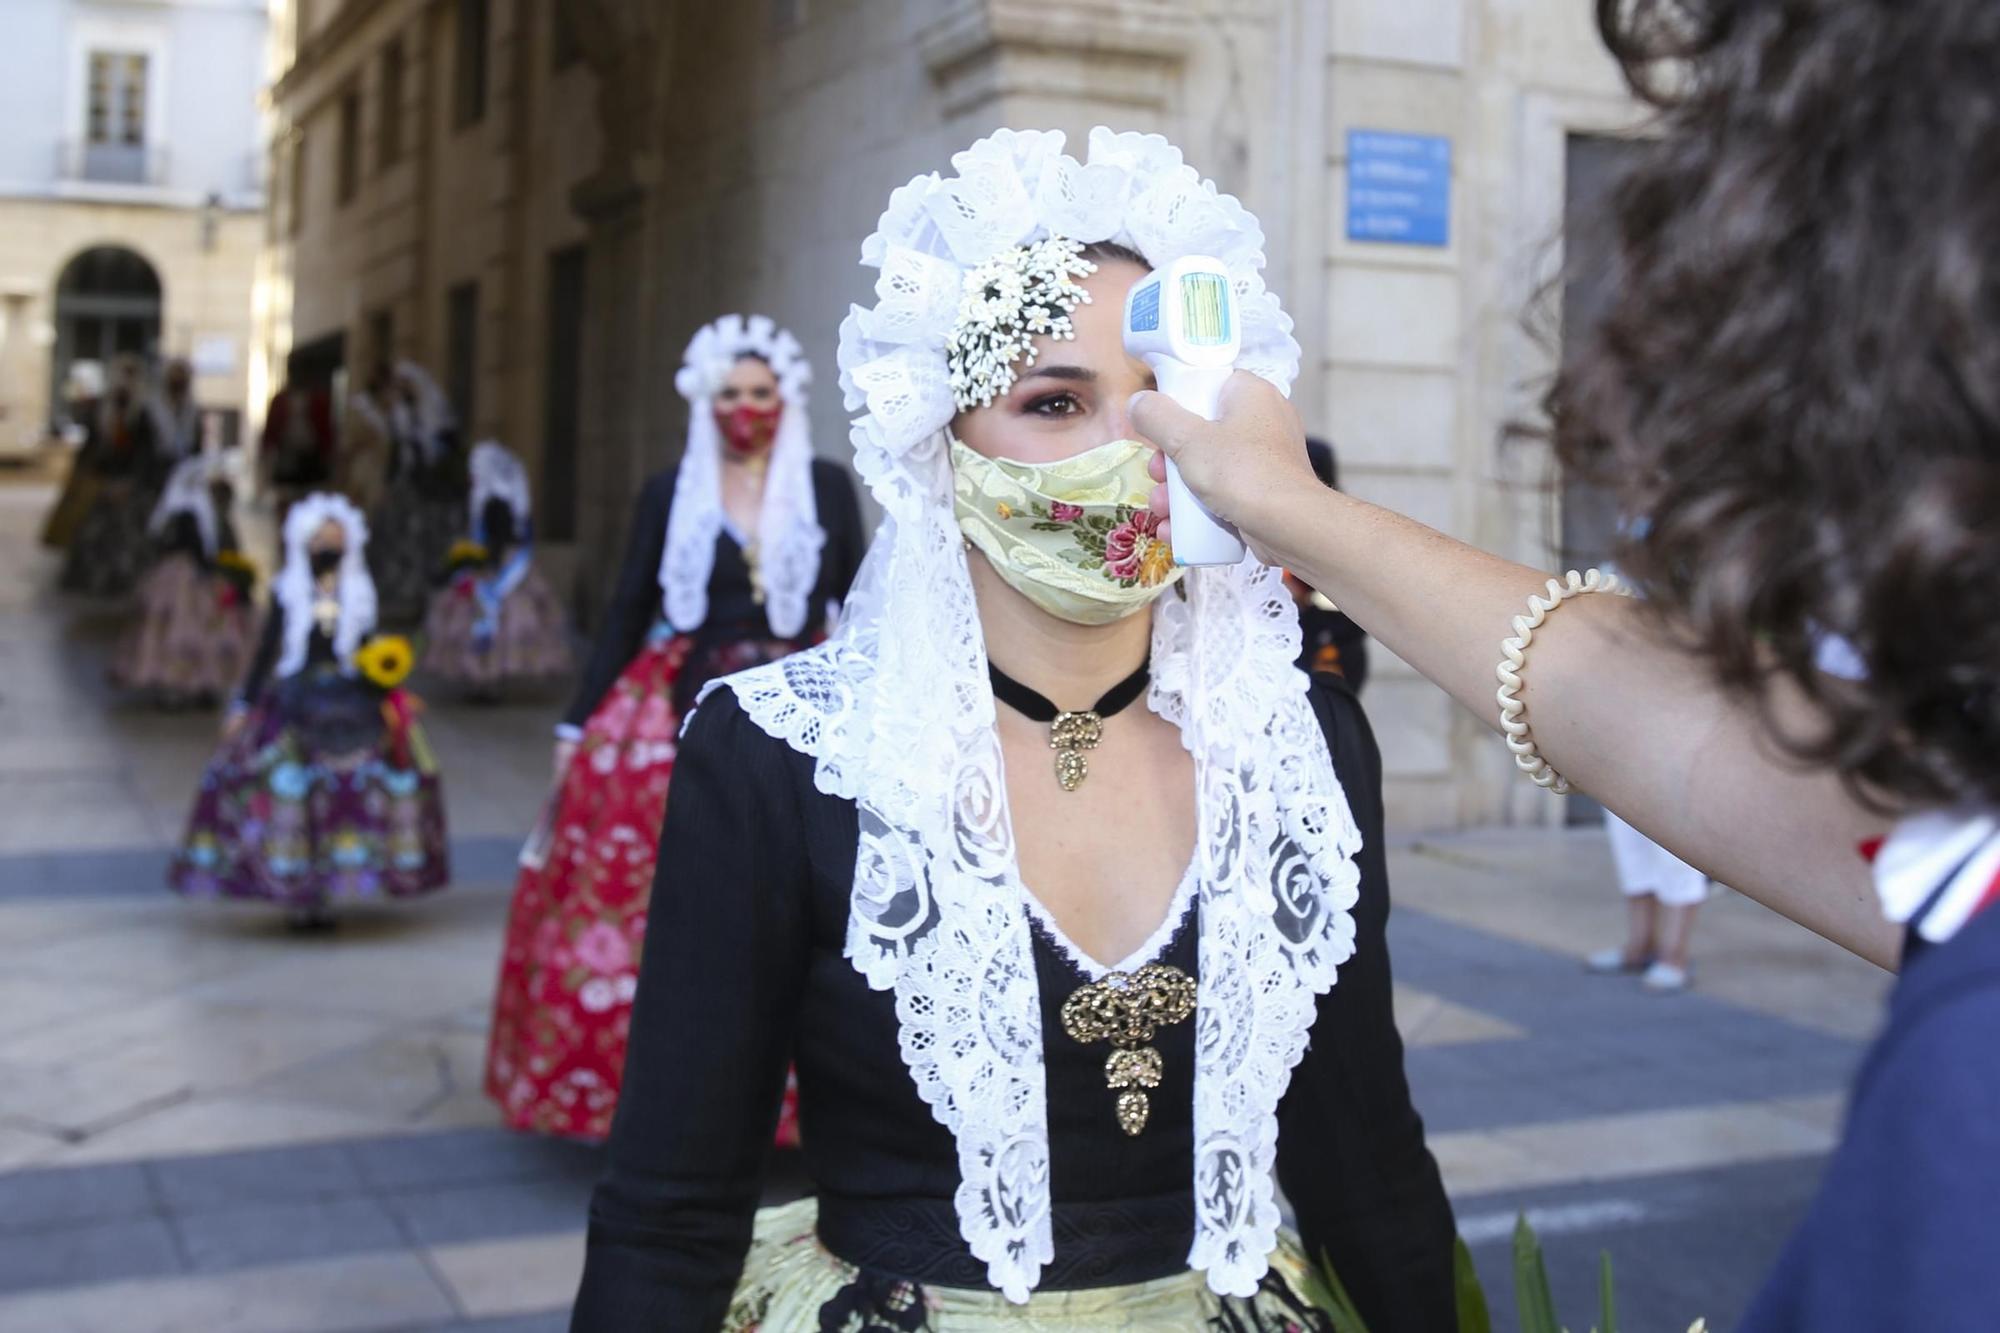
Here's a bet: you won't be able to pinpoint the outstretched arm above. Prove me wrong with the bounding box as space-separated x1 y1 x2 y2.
1133 376 1897 969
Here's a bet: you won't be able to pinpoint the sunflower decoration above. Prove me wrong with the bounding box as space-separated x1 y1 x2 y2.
443 539 490 579
354 633 416 690
213 548 258 606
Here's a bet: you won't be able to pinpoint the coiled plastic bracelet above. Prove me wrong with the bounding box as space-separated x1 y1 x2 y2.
1496 569 1629 794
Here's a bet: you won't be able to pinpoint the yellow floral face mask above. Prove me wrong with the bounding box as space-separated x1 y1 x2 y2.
951 436 1183 626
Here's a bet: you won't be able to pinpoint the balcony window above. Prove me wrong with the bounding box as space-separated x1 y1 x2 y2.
80 50 152 184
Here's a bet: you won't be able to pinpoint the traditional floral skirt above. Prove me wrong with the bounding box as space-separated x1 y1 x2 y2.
110 554 258 701
421 566 574 689
484 628 809 1141
169 669 449 907
60 479 157 597
723 1198 1332 1332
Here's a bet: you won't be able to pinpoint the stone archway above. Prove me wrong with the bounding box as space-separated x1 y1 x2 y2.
49 245 162 434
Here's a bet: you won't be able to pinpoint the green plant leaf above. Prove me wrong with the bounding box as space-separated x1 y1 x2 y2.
1599 1252 1618 1333
1513 1215 1562 1333
1453 1237 1492 1333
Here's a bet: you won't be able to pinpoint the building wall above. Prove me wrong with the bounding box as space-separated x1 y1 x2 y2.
269 0 598 579
0 0 267 448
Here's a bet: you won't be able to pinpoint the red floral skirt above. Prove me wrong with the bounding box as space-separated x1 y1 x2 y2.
483 630 806 1143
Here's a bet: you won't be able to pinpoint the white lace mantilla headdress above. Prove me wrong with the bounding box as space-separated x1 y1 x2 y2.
275 492 377 678
704 128 1360 1303
149 453 223 558
659 314 823 638
467 440 533 541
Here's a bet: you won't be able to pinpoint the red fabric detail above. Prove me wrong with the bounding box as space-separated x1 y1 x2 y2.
1858 836 1886 864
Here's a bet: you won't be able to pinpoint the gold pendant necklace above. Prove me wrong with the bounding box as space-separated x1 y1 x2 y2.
988 659 1150 792
1060 963 1197 1135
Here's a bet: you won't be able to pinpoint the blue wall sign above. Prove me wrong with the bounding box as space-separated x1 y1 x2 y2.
1346 131 1452 247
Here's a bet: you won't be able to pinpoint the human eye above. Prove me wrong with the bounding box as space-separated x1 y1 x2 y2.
1023 391 1084 418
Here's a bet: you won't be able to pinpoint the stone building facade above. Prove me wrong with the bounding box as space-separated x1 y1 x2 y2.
269 0 1644 832
0 0 267 455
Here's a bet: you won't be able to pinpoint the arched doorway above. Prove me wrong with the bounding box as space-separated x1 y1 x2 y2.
50 245 161 434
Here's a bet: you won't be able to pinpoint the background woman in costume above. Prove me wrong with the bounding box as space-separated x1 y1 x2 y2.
170 492 448 931
365 361 465 626
484 315 864 1142
421 440 573 697
572 130 1452 1331
109 452 259 707
57 354 164 597
1129 2 1997 1325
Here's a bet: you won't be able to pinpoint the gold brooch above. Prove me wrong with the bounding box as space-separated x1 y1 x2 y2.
1049 710 1102 792
1059 963 1197 1136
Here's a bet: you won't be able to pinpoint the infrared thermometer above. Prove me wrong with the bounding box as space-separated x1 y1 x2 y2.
1122 255 1245 566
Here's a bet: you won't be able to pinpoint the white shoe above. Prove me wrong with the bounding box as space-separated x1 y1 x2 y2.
1585 948 1650 975
1642 961 1690 993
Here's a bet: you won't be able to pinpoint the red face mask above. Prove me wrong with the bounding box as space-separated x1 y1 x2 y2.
717 401 781 458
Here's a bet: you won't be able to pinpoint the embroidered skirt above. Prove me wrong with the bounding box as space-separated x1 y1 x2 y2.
109 554 258 701
723 1198 1333 1332
59 479 157 597
421 566 574 689
484 629 809 1142
169 669 449 906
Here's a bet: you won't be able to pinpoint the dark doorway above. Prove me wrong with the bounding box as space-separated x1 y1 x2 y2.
540 246 585 542
50 246 161 434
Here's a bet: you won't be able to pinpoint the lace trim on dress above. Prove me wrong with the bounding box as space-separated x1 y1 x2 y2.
1016 856 1200 982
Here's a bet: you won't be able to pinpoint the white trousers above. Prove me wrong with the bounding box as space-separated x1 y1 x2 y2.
1605 812 1710 907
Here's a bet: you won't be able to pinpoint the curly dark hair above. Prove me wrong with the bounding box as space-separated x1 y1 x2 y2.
1551 0 2000 812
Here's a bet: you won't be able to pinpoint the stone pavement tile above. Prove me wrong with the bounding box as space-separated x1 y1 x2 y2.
240 1031 488 1122
0 1215 183 1296
0 1248 459 1333
346 1127 604 1195
0 772 165 854
184 949 496 1026
0 1121 66 1171
415 1312 569 1333
382 1175 594 1249
424 1230 585 1320
174 1195 408 1274
1393 983 1525 1048
35 1092 401 1167
0 973 156 1043
0 1159 153 1231
147 1139 368 1213
1431 1094 1840 1197
0 998 387 1093
0 1056 196 1139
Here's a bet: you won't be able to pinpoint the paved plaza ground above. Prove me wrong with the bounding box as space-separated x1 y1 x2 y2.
0 479 1892 1332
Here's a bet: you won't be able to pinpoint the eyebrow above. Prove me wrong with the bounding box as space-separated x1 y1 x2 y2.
1017 364 1096 386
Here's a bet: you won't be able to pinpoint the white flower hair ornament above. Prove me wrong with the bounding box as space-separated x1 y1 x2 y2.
947 235 1098 410
658 314 824 637
709 129 1352 1306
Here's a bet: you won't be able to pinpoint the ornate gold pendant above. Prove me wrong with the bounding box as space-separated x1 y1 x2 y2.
1049 709 1103 792
1060 963 1197 1136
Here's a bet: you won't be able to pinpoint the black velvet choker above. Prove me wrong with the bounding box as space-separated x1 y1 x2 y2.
987 659 1150 792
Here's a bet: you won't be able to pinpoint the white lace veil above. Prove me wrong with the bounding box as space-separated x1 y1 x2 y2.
275 492 377 678
467 440 533 541
149 454 221 557
659 315 823 638
707 128 1361 1303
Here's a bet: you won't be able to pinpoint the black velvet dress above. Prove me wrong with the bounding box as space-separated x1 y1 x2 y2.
570 672 1457 1332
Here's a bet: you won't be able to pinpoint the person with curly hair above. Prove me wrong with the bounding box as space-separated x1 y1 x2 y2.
1134 1 1999 1327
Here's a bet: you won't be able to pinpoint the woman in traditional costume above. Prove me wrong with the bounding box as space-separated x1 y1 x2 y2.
365 361 465 626
570 129 1454 1331
484 315 865 1142
110 453 258 706
58 354 164 597
170 492 449 930
421 440 573 696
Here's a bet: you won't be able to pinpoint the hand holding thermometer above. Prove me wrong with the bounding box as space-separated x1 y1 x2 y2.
1122 255 1245 566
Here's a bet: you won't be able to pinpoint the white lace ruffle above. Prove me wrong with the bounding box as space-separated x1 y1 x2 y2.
660 315 823 638
703 128 1347 1304
274 491 377 678
467 440 533 538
